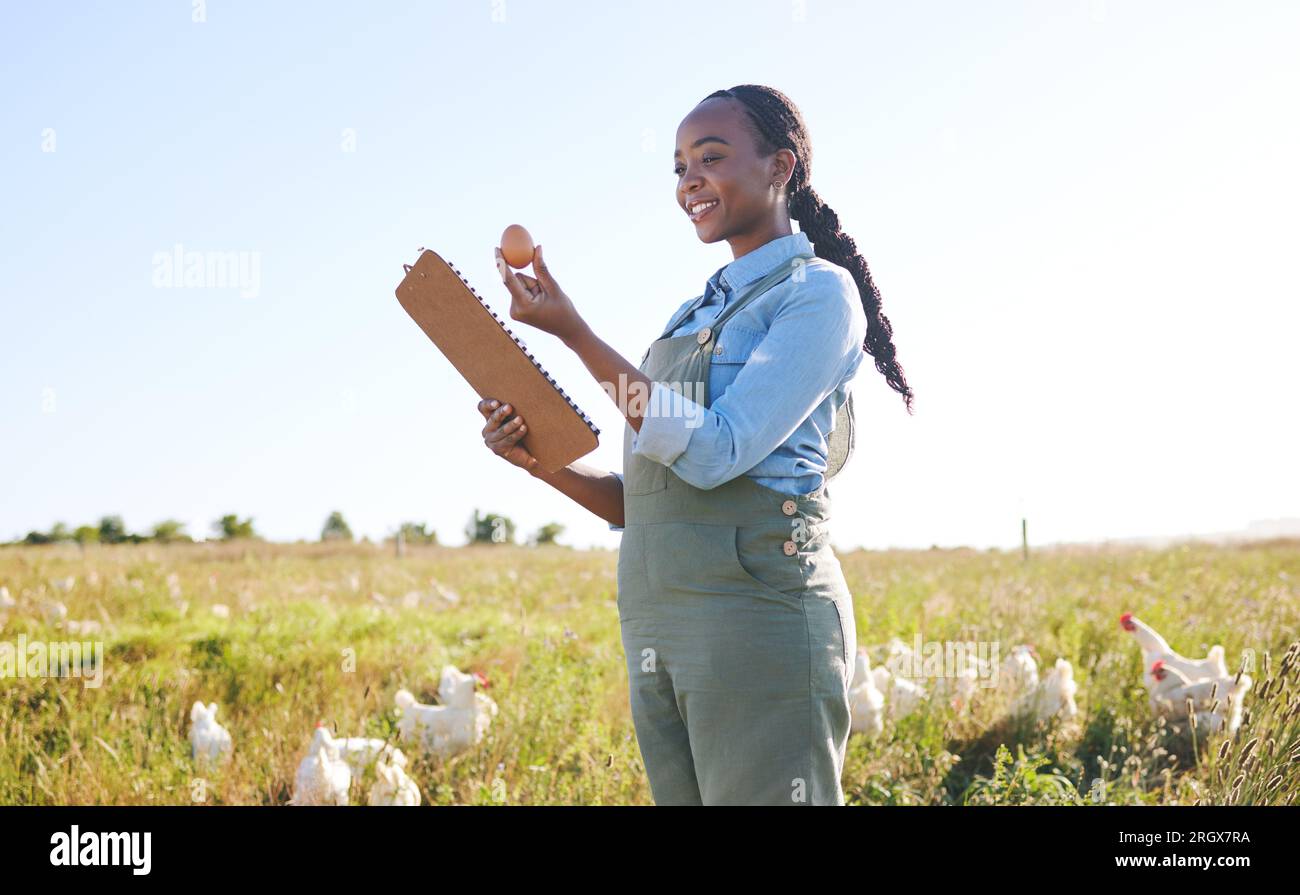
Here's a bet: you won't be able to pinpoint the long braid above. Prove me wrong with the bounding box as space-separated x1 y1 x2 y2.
703 85 915 414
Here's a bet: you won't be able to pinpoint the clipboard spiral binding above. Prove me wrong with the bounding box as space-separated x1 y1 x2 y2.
403 249 600 439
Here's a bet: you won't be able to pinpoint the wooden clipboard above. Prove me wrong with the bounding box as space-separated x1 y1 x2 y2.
395 248 600 473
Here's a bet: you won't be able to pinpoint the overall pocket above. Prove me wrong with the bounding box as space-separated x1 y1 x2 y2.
622 456 668 495
732 522 806 601
622 418 668 495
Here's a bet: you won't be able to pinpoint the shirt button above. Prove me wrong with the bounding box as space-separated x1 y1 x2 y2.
782 540 797 556
781 499 798 516
696 327 712 345
713 343 723 355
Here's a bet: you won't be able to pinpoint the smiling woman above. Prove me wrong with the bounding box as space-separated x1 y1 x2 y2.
479 84 913 805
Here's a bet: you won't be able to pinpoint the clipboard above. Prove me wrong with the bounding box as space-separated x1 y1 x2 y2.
395 248 600 473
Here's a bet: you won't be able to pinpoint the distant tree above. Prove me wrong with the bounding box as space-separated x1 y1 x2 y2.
530 523 565 546
213 514 257 540
23 530 52 545
397 522 438 545
48 522 73 543
98 515 128 544
151 519 191 543
72 525 99 545
321 511 353 542
466 509 515 545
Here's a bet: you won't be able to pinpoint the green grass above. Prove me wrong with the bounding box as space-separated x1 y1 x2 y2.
1 539 1297 805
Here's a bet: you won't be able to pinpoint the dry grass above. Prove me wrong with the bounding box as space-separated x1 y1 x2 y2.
1 538 1297 805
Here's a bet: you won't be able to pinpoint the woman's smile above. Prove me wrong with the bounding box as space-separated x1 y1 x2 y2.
687 198 720 224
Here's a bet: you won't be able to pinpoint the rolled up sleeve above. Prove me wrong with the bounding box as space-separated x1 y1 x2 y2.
633 270 865 491
627 382 701 467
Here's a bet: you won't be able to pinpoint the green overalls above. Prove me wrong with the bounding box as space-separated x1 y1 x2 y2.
617 253 858 806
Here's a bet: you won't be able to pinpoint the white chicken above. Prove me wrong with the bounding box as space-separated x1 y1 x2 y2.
870 664 926 720
848 649 885 736
333 735 408 778
930 650 994 711
291 725 352 806
394 665 498 757
1148 660 1250 735
189 701 233 771
368 758 422 806
997 645 1040 696
1121 613 1228 691
1012 658 1079 723
0 586 15 610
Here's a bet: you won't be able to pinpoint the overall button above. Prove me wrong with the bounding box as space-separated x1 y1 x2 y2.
696 327 712 345
782 540 798 556
713 343 723 355
781 499 798 516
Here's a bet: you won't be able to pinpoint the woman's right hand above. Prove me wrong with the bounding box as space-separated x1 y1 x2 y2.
477 398 540 473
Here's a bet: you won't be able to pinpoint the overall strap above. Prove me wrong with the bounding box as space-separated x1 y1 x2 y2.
652 252 817 343
654 291 712 343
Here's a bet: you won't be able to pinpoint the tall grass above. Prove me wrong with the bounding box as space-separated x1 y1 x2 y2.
1 538 1296 805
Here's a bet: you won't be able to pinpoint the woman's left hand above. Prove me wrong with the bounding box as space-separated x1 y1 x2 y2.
495 244 585 344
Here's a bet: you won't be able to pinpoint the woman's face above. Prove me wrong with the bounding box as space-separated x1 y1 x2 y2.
674 98 794 256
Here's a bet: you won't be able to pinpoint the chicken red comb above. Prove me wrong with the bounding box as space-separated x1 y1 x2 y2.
473 671 490 688
1151 659 1164 672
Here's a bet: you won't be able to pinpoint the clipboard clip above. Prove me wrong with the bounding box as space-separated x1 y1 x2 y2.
402 246 428 275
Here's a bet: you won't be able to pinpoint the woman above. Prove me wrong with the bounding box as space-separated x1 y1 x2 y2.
479 85 914 805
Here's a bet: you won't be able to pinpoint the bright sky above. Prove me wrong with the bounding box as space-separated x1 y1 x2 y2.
1 1 1296 550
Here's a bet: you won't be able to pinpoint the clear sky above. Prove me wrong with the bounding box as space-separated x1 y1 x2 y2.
1 0 1296 550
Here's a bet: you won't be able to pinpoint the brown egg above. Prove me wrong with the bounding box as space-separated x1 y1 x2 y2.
500 224 535 269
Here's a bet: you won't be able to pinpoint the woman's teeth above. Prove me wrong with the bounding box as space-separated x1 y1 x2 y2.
689 200 718 222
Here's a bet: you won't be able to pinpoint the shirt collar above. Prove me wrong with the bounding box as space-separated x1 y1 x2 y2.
707 231 813 298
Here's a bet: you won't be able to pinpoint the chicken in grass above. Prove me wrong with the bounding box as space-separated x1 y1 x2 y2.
1012 657 1079 723
1148 659 1251 735
290 724 352 806
1120 612 1228 691
189 701 233 772
848 649 885 737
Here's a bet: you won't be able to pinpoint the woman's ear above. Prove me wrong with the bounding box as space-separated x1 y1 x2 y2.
772 148 796 186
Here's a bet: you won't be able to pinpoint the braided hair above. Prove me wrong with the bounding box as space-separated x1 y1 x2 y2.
702 85 915 414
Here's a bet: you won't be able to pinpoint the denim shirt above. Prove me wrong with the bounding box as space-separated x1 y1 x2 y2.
608 231 867 531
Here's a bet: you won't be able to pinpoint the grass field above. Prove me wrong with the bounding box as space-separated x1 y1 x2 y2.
2 539 1298 805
